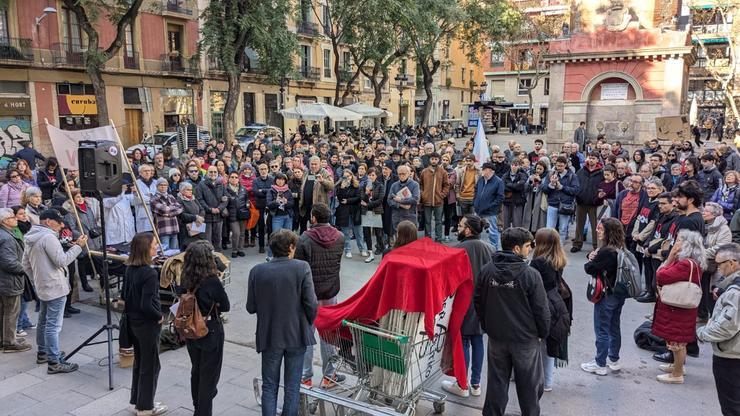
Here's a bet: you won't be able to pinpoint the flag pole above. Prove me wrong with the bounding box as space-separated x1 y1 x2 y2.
108 119 163 252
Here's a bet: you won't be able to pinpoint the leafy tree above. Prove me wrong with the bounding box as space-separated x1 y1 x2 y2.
201 0 296 143
61 0 145 126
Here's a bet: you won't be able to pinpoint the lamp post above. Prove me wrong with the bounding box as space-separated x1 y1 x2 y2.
395 73 409 127
278 75 288 138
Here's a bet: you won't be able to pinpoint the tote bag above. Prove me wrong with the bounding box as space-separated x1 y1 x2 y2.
659 260 702 309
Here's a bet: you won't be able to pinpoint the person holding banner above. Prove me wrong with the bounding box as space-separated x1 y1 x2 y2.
134 165 158 233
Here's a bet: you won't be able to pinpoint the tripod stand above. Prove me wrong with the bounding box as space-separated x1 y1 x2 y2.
65 191 118 391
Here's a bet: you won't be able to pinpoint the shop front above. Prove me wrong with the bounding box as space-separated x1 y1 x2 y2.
209 91 226 140
57 93 99 131
161 88 194 132
0 96 32 158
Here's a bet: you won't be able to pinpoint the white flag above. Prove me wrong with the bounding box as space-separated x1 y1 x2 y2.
45 121 121 170
472 121 490 167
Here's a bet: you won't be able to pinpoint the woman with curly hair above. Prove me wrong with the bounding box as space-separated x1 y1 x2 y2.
182 240 230 416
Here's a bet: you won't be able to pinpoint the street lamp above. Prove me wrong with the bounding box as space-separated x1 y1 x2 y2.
395 73 409 127
278 75 288 137
479 81 488 102
35 7 57 28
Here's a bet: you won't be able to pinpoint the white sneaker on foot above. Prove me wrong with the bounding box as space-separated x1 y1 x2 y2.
543 386 553 392
345 252 352 259
581 360 608 376
361 250 369 257
440 380 469 398
470 384 481 396
607 358 621 371
364 254 375 263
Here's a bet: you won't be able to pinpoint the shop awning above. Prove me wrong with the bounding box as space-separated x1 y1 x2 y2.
692 37 729 44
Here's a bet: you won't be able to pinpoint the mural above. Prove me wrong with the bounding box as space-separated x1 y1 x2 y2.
0 117 31 157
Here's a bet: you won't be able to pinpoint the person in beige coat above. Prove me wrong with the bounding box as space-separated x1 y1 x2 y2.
700 202 733 321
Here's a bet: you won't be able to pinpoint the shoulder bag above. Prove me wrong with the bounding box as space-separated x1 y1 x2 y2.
658 259 702 309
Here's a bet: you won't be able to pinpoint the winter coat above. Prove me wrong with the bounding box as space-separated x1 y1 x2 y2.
458 237 495 336
196 178 228 223
523 176 547 233
542 169 580 208
652 258 701 343
0 181 29 208
22 224 82 301
445 168 457 204
475 251 551 343
705 216 732 260
419 165 450 207
698 167 724 203
299 168 334 216
267 186 295 217
226 185 249 222
388 179 420 218
455 166 480 202
613 189 650 236
294 224 345 300
503 170 528 206
103 194 135 246
335 183 362 228
575 164 605 206
697 273 740 359
710 185 740 222
0 226 25 297
66 199 102 252
133 178 158 232
36 169 62 201
177 195 205 248
253 175 273 210
151 191 184 236
529 257 572 359
473 175 504 216
361 179 385 215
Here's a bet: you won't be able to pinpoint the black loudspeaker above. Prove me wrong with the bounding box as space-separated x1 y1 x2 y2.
78 140 123 197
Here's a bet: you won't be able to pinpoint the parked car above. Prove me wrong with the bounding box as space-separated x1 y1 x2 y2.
235 124 282 152
127 127 210 160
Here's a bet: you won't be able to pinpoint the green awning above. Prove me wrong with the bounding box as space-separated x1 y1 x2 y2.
689 3 733 9
692 37 729 44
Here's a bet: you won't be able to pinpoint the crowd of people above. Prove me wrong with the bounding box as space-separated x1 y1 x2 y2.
0 121 739 416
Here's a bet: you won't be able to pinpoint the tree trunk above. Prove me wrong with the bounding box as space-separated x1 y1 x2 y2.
224 70 241 145
88 65 108 127
332 39 342 106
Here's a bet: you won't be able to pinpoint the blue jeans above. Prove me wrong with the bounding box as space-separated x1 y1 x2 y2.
267 215 293 259
546 206 572 243
17 299 33 331
593 291 627 366
37 296 67 363
303 298 337 379
341 218 366 254
160 234 178 251
484 214 500 250
261 346 306 416
541 342 555 389
462 334 484 386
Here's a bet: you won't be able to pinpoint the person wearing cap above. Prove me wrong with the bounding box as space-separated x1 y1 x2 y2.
474 162 505 250
419 152 450 242
0 207 31 353
456 156 481 217
23 208 87 373
151 178 184 251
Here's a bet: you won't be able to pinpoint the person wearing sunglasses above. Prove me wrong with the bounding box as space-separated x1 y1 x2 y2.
0 169 30 209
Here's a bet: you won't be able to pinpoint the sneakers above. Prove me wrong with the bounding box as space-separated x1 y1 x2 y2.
16 329 27 337
659 364 686 375
543 386 553 392
321 373 346 389
3 342 31 353
580 360 608 376
345 252 352 259
48 360 79 374
607 359 621 371
136 402 168 416
656 373 684 384
364 253 375 263
470 384 481 396
37 351 65 364
441 380 469 398
300 378 313 389
361 250 369 257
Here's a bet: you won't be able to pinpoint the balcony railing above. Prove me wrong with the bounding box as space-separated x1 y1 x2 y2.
296 66 321 81
693 57 731 68
123 52 139 69
692 23 732 34
338 69 355 83
164 0 193 15
297 21 319 36
161 54 198 75
51 43 87 67
0 37 33 62
208 55 267 75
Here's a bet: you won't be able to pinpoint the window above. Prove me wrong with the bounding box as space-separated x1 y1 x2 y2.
323 49 331 77
322 5 331 35
123 24 138 69
265 93 281 127
123 88 141 104
342 51 351 70
0 7 8 43
461 67 465 83
544 77 550 95
490 50 504 67
400 59 407 75
243 92 255 125
518 78 532 95
460 91 464 102
56 83 94 95
300 45 311 72
0 81 27 94
364 77 372 90
469 70 474 85
62 8 83 52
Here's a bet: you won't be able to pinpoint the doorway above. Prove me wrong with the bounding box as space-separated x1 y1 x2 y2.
124 109 143 148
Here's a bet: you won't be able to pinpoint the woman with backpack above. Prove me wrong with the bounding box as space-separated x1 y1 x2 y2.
181 240 230 416
652 230 705 384
530 228 572 392
581 217 628 376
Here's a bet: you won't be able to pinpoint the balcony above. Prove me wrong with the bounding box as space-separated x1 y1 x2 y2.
208 55 267 75
163 0 193 16
338 69 355 83
0 37 33 62
693 57 731 68
51 43 87 67
297 21 319 36
692 23 732 34
296 66 321 81
123 52 139 69
161 54 198 76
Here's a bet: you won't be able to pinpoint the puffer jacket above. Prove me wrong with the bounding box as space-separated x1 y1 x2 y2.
294 224 345 300
705 215 732 259
0 180 29 208
697 273 740 359
253 175 273 210
334 183 361 228
196 177 228 223
653 259 701 343
419 165 450 207
0 226 25 296
710 185 740 222
361 179 385 215
575 164 604 206
226 185 249 222
503 169 528 206
22 224 82 301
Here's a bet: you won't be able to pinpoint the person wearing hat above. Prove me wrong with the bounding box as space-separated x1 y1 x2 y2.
419 152 450 242
473 162 505 250
167 168 183 196
151 178 184 251
22 208 87 373
0 207 31 353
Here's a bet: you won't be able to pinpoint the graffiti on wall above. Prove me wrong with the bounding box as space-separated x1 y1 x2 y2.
0 118 31 157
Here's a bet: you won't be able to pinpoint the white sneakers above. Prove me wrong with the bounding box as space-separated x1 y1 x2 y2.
441 380 469 397
470 384 481 396
364 253 375 263
361 250 369 257
580 360 608 376
345 252 352 258
136 402 168 416
607 359 621 371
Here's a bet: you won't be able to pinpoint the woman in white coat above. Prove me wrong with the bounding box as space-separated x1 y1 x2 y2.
103 182 136 247
134 164 158 233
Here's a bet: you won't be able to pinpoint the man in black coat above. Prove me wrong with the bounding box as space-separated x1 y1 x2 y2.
195 166 228 250
572 152 604 253
247 230 317 416
475 227 550 416
252 163 274 253
502 159 528 230
294 203 346 388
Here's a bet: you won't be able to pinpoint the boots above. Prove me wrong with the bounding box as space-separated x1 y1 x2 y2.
80 275 93 293
248 234 256 248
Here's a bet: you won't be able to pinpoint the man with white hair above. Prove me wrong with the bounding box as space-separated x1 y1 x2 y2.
133 164 158 233
0 208 30 353
388 165 420 231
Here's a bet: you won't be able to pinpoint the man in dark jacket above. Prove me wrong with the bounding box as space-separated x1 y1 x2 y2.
253 163 274 253
380 161 397 246
572 152 604 253
698 154 724 203
474 162 505 250
543 156 580 244
294 203 346 388
12 141 45 168
0 208 30 352
442 214 495 398
475 227 550 416
502 159 528 230
247 229 317 416
195 166 228 250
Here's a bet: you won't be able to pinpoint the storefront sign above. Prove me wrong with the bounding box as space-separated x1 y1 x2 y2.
57 95 98 115
600 83 629 100
0 98 31 116
415 100 426 108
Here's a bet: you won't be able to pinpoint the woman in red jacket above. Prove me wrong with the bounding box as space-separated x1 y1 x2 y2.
652 229 706 384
